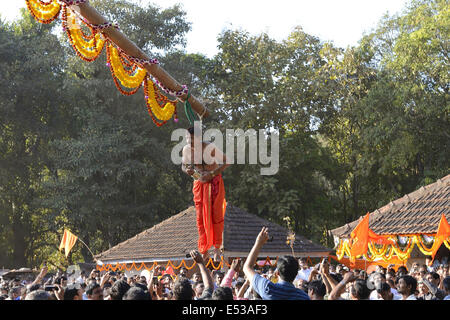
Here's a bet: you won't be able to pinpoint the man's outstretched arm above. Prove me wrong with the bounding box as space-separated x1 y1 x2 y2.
243 227 270 283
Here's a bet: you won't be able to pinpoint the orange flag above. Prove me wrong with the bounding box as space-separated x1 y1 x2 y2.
350 214 371 261
431 214 450 260
59 229 78 258
349 213 393 264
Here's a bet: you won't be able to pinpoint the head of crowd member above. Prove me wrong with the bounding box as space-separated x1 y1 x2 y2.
214 272 224 287
193 281 204 298
211 286 234 300
377 282 394 300
64 286 84 300
307 280 326 300
173 278 193 300
296 279 309 292
397 275 417 298
9 286 23 300
179 267 188 278
26 284 41 295
86 282 103 300
350 279 371 300
418 265 427 278
299 258 309 270
110 279 130 300
425 272 440 288
191 272 201 283
417 279 429 298
329 264 336 274
353 269 361 278
443 276 450 297
132 281 148 292
234 280 245 297
122 287 151 300
55 276 68 287
271 256 298 284
397 266 408 277
25 290 50 301
358 270 367 280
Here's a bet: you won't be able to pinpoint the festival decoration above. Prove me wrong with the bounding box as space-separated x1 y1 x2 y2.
24 0 208 126
144 76 177 126
106 42 147 95
26 0 61 24
96 256 281 273
62 5 106 62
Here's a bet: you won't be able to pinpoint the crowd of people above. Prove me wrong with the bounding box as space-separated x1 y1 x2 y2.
1 227 449 301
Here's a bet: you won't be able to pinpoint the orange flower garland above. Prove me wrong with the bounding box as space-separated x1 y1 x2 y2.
62 5 105 62
106 42 147 95
25 0 61 24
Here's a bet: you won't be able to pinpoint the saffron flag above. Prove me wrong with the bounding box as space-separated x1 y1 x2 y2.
349 213 393 264
59 229 78 258
431 214 450 260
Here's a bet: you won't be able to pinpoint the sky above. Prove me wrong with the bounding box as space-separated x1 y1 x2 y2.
1 0 409 56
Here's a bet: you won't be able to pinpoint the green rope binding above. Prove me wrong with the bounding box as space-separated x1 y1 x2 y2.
184 91 196 125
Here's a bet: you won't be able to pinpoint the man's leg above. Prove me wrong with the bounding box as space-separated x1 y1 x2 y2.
193 181 208 256
211 175 226 261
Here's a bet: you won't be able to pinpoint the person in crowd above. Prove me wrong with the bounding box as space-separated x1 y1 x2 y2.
24 290 50 300
421 272 446 300
109 279 130 300
122 287 151 300
443 276 450 300
295 258 312 282
397 275 417 300
243 227 309 300
307 280 326 300
85 282 103 300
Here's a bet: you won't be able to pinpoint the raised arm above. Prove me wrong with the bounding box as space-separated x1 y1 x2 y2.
243 227 270 283
190 250 214 291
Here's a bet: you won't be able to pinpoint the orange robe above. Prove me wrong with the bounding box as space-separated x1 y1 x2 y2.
193 174 227 254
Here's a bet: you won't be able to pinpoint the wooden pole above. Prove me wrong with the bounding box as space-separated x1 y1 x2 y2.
70 2 210 119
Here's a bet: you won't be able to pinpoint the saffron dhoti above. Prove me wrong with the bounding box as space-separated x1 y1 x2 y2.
193 174 227 254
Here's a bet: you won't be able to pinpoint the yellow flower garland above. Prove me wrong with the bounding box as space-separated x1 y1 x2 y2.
107 44 147 89
336 235 450 263
64 6 105 61
26 0 61 24
145 78 176 121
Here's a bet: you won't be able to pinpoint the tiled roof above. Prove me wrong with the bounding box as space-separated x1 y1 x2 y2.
330 175 450 239
96 205 330 263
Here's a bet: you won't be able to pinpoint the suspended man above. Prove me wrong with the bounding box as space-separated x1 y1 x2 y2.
182 126 230 262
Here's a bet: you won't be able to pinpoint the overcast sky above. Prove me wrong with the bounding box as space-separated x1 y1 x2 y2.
1 0 409 56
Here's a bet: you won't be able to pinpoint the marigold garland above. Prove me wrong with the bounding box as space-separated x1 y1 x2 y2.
62 5 105 62
336 234 450 264
26 0 61 24
106 42 147 95
144 76 177 125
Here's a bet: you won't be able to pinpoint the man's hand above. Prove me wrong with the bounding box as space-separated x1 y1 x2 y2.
255 227 270 247
342 271 357 284
190 250 205 265
230 258 241 272
320 258 330 276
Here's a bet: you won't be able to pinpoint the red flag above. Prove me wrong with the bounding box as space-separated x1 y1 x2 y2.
431 214 450 260
59 229 78 258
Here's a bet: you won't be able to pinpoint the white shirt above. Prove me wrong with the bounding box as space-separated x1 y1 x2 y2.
405 294 417 300
295 268 312 281
444 295 450 300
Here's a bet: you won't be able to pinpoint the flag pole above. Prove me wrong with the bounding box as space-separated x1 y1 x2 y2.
76 237 98 263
